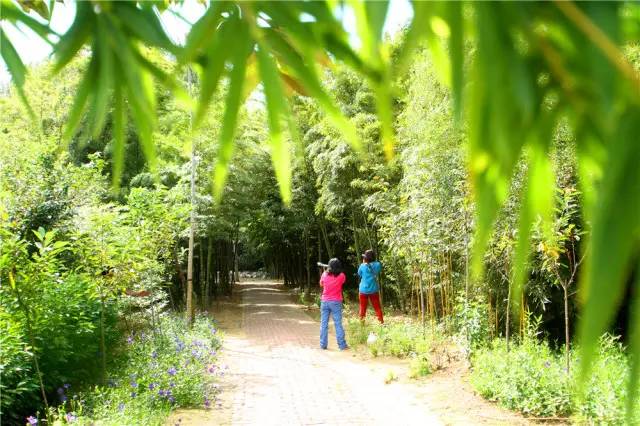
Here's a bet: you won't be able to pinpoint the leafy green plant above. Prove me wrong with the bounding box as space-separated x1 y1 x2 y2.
30 314 223 426
470 335 640 423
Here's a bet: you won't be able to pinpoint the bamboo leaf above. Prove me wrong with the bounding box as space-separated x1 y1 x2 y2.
62 57 96 142
16 0 49 20
365 1 389 44
111 83 126 191
213 23 250 201
89 17 114 138
445 2 463 121
264 29 361 152
108 20 157 172
578 109 640 388
1 0 53 40
194 18 233 127
181 0 226 64
53 2 94 72
114 2 176 53
256 45 292 205
0 28 34 117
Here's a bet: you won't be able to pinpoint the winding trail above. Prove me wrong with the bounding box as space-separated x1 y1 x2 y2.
169 279 530 425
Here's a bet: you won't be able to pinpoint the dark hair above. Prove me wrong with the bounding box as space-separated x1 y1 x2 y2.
327 258 342 276
362 249 376 263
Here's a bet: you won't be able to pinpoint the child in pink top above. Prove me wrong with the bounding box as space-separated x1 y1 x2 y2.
319 258 348 350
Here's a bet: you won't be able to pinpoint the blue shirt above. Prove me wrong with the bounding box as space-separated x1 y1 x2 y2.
358 261 381 294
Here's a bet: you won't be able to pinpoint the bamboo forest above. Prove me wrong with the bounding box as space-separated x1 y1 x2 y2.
1 1 640 425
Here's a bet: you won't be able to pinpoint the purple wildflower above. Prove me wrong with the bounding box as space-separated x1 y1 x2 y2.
130 381 138 388
148 383 155 391
151 350 158 359
65 413 77 423
130 392 137 398
169 382 175 388
191 349 199 358
207 364 215 373
168 367 177 376
204 398 210 408
26 416 38 425
168 396 175 404
118 402 125 412
57 387 65 395
63 383 71 390
127 335 134 345
60 394 68 403
158 389 166 397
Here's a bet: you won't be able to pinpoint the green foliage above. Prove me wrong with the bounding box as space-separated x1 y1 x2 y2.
0 227 118 421
470 335 639 423
452 293 491 352
38 314 223 426
346 318 431 359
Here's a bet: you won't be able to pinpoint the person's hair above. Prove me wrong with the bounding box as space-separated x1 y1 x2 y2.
327 258 342 276
363 249 376 263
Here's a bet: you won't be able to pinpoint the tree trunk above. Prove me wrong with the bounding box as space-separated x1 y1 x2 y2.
563 283 570 373
506 280 511 352
206 237 213 307
200 239 206 309
186 67 196 327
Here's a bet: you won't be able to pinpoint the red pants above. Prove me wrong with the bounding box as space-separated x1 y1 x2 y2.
359 292 384 323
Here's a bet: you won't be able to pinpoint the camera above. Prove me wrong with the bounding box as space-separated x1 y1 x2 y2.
317 262 328 268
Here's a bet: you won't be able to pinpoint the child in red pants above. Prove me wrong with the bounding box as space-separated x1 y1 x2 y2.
357 250 384 323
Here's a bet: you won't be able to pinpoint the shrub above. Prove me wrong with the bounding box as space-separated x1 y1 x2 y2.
470 338 572 417
29 314 223 426
470 335 640 423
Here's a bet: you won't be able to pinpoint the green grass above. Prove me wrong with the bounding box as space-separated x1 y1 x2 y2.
29 314 223 425
345 315 437 378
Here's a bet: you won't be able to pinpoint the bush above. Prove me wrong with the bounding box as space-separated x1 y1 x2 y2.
29 314 223 425
346 317 434 375
470 338 572 417
470 335 640 423
0 270 118 423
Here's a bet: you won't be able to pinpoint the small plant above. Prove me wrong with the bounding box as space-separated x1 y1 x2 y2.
384 370 398 384
409 354 431 379
27 314 223 426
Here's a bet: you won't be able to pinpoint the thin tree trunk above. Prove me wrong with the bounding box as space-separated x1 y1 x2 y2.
206 236 213 307
563 284 570 373
506 281 512 352
200 239 206 309
186 67 196 327
419 269 426 337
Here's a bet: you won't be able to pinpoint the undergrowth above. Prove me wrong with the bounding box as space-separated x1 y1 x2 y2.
470 335 638 423
25 314 223 425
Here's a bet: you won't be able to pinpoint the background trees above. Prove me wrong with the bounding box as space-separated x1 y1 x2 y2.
2 0 640 422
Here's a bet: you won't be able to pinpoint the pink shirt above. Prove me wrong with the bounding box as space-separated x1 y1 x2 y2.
320 272 345 302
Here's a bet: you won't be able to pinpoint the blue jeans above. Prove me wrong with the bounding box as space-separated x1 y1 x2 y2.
320 301 347 349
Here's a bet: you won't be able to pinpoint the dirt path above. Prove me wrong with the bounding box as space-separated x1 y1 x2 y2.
168 280 530 425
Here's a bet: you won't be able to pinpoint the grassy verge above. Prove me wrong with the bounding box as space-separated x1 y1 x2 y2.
470 335 637 423
345 313 455 379
26 314 223 425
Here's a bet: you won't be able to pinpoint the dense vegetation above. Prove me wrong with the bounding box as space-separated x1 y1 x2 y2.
2 0 640 424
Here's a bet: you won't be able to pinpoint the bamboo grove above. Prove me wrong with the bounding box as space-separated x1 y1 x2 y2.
2 0 640 420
